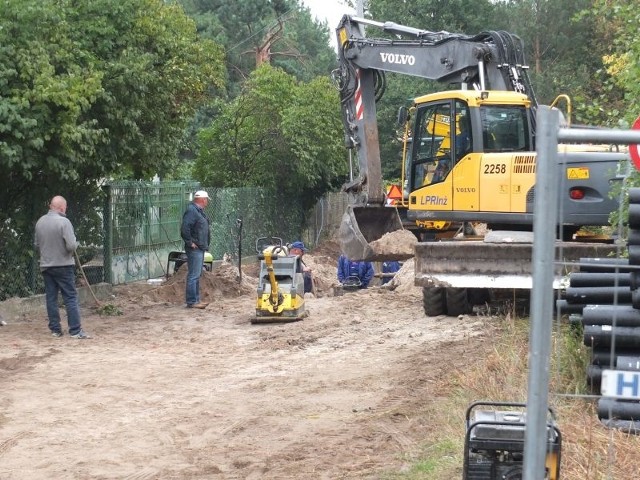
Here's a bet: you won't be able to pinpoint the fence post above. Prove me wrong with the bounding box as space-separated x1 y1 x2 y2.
523 105 559 480
103 184 113 284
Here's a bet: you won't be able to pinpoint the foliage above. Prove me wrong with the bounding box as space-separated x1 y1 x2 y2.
176 0 338 172
195 64 347 212
586 0 640 127
0 0 224 187
497 0 600 104
0 0 225 292
584 0 640 233
179 0 336 97
97 303 123 316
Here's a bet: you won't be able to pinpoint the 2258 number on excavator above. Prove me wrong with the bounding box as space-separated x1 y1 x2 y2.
483 163 507 174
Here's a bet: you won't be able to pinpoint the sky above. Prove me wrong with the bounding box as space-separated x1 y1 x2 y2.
304 0 355 29
303 0 356 49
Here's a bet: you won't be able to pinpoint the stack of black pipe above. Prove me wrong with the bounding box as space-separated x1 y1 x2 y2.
576 188 640 433
557 257 632 315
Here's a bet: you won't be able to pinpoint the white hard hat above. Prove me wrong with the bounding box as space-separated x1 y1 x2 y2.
194 190 209 199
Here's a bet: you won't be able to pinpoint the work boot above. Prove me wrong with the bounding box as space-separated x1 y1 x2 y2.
187 302 208 309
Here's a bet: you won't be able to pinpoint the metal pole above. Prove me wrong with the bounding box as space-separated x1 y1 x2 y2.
558 127 640 144
237 218 243 284
523 106 559 480
102 184 113 284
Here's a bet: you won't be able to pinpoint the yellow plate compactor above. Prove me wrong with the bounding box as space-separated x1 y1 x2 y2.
253 237 308 324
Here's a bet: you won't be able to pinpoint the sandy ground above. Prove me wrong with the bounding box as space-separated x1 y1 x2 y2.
0 241 495 479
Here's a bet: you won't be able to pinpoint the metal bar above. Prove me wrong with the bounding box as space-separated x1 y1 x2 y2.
523 106 559 480
102 184 113 284
558 127 640 144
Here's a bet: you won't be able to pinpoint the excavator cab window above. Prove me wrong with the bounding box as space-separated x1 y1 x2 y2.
455 100 472 161
411 102 450 187
480 105 529 152
410 100 471 188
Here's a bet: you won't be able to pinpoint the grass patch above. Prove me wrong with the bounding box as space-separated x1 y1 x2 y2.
96 303 123 316
385 313 640 479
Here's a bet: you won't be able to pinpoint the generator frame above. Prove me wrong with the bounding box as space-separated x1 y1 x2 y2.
462 401 561 480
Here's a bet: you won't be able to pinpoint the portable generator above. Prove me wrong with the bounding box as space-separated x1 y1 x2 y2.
463 401 561 480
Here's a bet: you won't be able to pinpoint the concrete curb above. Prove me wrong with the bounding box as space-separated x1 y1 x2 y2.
0 283 113 324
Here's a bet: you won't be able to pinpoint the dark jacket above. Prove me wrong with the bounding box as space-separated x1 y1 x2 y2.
181 203 210 251
337 255 374 288
381 261 401 285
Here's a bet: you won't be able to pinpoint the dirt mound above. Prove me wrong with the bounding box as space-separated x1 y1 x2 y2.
145 263 257 305
386 258 421 297
142 241 342 306
309 239 341 262
369 229 417 256
302 251 339 296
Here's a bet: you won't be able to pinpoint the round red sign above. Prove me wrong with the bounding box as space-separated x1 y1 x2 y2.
631 116 640 170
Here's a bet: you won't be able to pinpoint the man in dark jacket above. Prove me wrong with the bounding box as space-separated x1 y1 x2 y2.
180 190 211 309
337 254 374 288
381 261 401 285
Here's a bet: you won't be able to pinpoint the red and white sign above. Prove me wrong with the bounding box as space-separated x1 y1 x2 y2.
354 69 364 121
631 115 640 170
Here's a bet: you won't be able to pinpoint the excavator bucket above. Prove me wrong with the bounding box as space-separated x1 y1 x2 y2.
338 205 411 261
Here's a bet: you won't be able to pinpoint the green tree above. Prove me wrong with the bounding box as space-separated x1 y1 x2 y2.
195 64 346 211
0 0 224 189
0 0 225 292
588 0 640 226
584 0 639 127
180 0 336 97
499 0 607 109
176 0 338 172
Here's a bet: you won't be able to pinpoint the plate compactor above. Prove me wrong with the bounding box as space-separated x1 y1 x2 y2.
252 237 308 324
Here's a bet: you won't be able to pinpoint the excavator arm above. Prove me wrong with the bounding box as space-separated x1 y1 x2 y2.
333 15 536 204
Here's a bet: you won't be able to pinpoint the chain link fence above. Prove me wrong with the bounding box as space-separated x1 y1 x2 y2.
104 181 200 284
0 182 348 301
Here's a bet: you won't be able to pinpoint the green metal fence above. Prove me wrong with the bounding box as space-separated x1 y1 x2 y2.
0 181 347 300
105 182 319 283
104 181 200 284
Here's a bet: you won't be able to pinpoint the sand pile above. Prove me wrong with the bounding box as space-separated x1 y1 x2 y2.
369 229 417 257
386 258 421 296
147 263 257 305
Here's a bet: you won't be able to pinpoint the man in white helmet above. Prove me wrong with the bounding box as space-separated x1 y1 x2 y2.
180 190 211 309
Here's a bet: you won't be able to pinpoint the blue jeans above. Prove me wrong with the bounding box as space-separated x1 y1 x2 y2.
303 272 313 293
185 248 204 306
42 266 82 335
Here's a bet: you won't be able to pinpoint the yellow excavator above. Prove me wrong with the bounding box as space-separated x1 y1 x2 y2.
253 237 308 323
332 15 626 314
